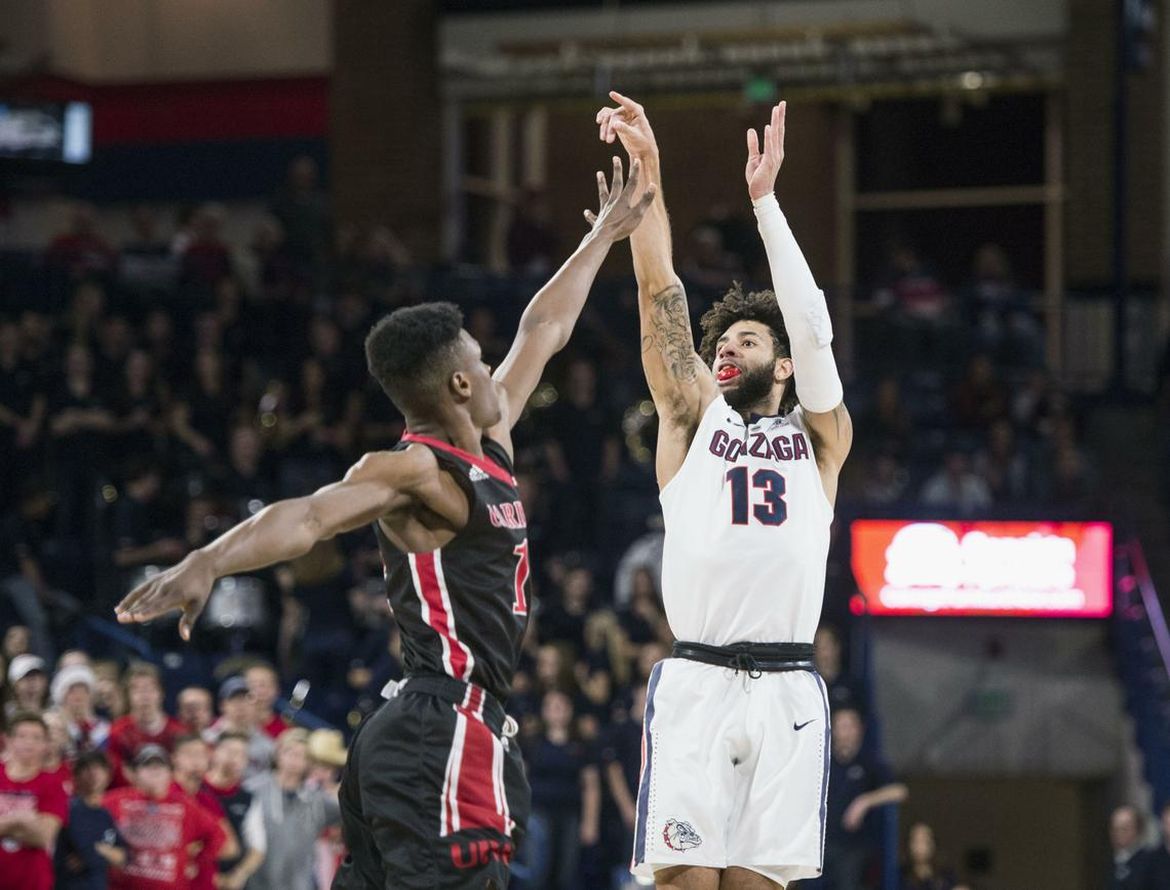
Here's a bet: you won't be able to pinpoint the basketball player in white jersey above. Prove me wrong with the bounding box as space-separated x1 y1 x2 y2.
594 95 852 889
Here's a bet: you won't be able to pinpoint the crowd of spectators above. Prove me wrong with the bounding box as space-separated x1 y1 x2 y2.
0 155 1107 888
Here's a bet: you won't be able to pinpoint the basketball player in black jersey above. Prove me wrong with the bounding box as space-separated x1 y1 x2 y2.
115 157 655 889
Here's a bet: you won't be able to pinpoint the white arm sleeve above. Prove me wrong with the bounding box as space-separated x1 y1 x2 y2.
242 798 267 854
752 193 844 413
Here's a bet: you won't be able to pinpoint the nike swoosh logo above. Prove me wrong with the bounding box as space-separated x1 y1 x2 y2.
793 719 817 731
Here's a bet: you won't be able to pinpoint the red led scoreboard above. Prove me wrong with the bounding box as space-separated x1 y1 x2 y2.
850 520 1114 618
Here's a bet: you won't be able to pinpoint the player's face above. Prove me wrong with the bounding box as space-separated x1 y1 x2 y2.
456 332 502 429
712 320 793 411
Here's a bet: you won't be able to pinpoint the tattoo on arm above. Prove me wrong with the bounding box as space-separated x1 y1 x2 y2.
642 285 698 383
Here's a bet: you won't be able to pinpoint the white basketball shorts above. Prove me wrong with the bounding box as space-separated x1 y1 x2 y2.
630 658 830 886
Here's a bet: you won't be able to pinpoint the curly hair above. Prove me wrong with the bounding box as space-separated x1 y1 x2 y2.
365 302 464 410
698 283 798 413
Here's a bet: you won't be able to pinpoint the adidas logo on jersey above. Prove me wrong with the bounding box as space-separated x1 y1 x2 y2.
468 465 490 482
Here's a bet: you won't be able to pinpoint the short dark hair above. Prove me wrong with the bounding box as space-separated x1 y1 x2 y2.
74 749 111 775
5 710 47 735
699 283 797 414
172 732 207 752
365 303 465 411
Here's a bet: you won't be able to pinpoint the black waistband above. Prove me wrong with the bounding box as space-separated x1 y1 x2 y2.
400 674 508 736
671 641 816 677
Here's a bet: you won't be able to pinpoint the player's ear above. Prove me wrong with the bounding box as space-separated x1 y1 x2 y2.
448 370 472 402
774 355 794 383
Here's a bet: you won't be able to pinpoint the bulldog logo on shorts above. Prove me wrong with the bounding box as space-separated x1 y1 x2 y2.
663 819 702 852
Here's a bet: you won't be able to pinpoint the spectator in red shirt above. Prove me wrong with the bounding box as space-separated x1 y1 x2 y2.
104 745 225 890
170 734 238 890
0 711 69 890
45 204 116 283
106 664 184 787
243 663 287 740
52 664 111 758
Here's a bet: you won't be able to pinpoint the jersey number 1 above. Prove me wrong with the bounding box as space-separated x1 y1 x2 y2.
512 540 531 615
727 467 788 526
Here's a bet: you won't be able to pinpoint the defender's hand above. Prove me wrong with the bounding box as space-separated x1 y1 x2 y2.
746 101 786 201
596 91 659 161
583 156 657 241
114 552 216 641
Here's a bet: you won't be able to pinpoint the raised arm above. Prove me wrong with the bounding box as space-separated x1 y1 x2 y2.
490 157 655 442
746 101 852 481
597 92 718 488
115 446 443 638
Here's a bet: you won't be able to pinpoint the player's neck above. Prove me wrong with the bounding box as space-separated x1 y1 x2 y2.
404 410 484 457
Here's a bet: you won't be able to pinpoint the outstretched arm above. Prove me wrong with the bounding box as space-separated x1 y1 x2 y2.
115 447 444 638
746 101 852 480
597 92 718 488
490 157 655 442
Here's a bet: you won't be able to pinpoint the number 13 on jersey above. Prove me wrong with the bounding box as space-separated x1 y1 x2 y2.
727 467 788 526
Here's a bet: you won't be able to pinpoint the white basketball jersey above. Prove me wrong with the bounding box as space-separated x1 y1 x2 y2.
659 395 832 645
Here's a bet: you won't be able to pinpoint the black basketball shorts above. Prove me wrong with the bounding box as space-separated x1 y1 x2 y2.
332 675 530 890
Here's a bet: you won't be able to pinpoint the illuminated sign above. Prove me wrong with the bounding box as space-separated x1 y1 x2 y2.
850 520 1113 617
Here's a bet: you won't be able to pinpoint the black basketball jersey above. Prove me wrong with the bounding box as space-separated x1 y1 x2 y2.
374 433 531 702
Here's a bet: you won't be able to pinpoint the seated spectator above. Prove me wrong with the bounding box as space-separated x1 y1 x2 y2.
539 565 596 654
813 625 867 715
919 449 993 516
91 662 126 723
55 750 128 890
203 732 267 890
860 448 911 507
171 734 238 890
902 822 958 890
618 568 669 646
52 663 110 758
109 462 186 572
960 243 1041 366
1142 801 1170 889
7 654 50 720
507 188 558 276
40 711 74 792
179 204 233 294
1109 804 1151 889
176 686 214 737
103 744 225 890
0 317 47 502
45 203 116 284
873 243 950 324
0 712 68 890
269 155 331 273
973 419 1030 504
857 376 912 453
811 707 907 890
244 729 340 890
117 205 177 298
204 677 275 781
515 691 600 890
950 354 1009 432
599 685 646 887
106 663 185 787
243 662 287 740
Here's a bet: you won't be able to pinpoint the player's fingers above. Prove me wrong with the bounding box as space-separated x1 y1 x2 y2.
609 91 643 116
775 100 786 156
634 182 658 213
584 209 598 225
624 157 642 199
747 127 760 159
115 579 156 617
609 155 624 199
764 123 774 158
597 170 608 206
